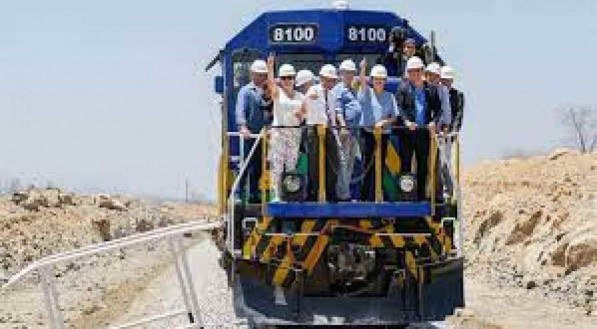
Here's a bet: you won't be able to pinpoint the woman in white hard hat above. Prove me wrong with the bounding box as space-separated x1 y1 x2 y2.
266 54 305 201
357 59 399 201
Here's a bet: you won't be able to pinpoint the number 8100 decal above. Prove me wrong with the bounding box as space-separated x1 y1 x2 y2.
346 25 389 43
269 24 319 44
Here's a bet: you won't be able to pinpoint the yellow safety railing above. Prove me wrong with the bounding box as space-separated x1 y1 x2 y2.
317 124 327 203
228 125 460 206
374 126 383 203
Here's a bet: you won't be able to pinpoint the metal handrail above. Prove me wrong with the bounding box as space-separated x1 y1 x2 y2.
3 220 219 329
435 133 464 256
226 130 264 252
4 221 218 288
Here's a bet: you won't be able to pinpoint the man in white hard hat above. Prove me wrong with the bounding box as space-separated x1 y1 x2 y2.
332 59 362 200
425 62 452 131
357 59 398 201
235 59 272 203
440 66 464 133
395 56 442 201
295 69 315 95
304 64 341 201
438 65 465 201
426 62 453 201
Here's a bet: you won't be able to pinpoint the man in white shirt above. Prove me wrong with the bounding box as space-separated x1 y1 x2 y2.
304 64 342 201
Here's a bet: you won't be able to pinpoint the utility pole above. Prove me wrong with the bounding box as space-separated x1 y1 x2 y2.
185 175 189 204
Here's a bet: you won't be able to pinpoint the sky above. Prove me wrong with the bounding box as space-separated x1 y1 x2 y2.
1 0 596 200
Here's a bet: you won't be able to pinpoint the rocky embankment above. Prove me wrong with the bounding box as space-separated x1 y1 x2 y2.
462 150 596 316
0 188 215 328
0 188 214 279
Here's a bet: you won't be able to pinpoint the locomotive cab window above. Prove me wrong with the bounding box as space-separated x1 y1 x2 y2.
231 48 261 90
272 53 324 76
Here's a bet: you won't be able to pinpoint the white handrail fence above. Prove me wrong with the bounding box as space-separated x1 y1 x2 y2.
2 220 220 329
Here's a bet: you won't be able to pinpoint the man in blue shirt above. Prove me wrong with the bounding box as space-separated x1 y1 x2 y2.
395 56 442 201
235 59 271 202
333 59 362 200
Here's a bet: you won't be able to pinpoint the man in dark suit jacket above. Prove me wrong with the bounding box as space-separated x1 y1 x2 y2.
395 56 442 201
440 66 465 133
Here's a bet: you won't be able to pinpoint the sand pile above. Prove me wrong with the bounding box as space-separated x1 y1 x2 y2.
462 150 596 314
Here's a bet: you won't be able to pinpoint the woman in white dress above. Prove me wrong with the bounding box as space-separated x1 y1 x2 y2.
266 55 305 201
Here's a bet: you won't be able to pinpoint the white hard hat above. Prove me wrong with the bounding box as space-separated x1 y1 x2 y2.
319 64 338 79
425 62 441 75
278 63 296 77
405 56 424 71
441 66 455 80
295 69 314 87
250 60 268 74
370 65 388 79
339 59 357 72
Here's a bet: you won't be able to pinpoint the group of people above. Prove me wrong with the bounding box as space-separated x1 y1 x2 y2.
236 39 464 203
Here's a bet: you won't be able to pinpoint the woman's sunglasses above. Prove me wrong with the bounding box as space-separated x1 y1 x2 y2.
280 76 294 81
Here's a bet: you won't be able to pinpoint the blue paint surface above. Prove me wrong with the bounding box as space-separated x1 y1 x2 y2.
267 201 431 218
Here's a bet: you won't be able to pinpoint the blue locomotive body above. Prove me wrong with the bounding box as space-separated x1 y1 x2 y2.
208 4 464 327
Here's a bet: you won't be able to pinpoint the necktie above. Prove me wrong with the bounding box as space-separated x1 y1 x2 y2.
325 91 335 126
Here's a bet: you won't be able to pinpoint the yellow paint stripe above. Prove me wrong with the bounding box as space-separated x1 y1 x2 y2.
274 220 317 285
304 235 329 274
390 235 405 248
405 250 418 280
261 235 284 262
386 142 401 174
369 236 384 247
242 217 272 259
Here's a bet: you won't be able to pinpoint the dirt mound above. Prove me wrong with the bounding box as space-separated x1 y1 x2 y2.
462 150 596 314
0 188 216 277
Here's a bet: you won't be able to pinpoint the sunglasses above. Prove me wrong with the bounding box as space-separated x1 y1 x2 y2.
280 76 294 81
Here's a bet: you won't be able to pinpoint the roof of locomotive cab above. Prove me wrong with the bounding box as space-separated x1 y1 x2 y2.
222 8 428 54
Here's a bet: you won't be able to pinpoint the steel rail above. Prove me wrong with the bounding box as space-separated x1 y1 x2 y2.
109 309 187 329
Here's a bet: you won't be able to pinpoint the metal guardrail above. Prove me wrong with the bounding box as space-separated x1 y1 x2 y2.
2 220 220 329
226 130 263 254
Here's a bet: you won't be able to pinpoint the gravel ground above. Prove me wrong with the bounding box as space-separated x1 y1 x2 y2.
0 240 176 329
112 234 243 328
114 237 450 329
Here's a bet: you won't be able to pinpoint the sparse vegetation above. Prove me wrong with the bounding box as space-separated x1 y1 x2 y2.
558 106 596 153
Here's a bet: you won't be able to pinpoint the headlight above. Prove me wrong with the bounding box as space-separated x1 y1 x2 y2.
283 174 302 194
399 175 415 193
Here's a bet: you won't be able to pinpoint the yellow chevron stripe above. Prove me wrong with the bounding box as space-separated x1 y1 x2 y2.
405 250 418 280
386 142 401 174
261 235 284 262
272 238 292 285
272 220 318 286
304 235 329 274
242 216 272 259
303 219 337 273
390 235 406 248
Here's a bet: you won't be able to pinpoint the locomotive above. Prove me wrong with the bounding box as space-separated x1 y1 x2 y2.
207 1 464 327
